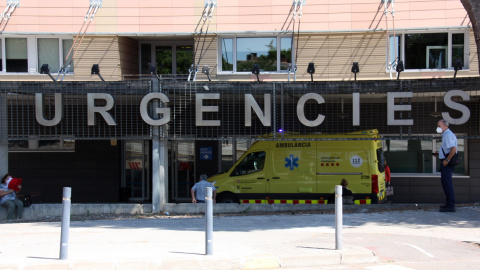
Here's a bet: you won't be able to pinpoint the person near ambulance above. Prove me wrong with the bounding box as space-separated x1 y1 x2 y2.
191 174 217 203
435 119 457 212
340 179 354 204
384 158 391 187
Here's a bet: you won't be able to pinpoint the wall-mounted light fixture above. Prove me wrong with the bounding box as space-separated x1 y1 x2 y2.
307 62 315 82
40 64 56 81
147 66 157 74
396 60 404 80
252 64 260 82
351 62 359 81
454 59 463 78
91 64 105 81
202 65 211 81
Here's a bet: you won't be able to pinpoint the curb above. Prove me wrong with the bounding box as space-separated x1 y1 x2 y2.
1 246 377 270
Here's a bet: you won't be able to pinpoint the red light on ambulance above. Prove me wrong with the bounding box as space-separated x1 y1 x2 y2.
372 174 379 194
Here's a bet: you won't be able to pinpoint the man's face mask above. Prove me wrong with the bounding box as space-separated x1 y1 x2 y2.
436 127 443 134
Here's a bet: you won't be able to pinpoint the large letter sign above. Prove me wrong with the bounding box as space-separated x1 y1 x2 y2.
35 93 63 126
87 93 117 126
297 93 325 127
387 92 413 126
245 94 271 127
140 93 171 126
442 90 470 125
196 93 221 126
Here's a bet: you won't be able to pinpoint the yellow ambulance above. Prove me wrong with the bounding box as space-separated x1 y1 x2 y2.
210 130 387 205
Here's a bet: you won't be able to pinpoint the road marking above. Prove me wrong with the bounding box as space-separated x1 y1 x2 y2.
395 242 435 258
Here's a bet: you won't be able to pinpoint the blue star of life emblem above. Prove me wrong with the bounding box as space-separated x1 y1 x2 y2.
285 155 299 171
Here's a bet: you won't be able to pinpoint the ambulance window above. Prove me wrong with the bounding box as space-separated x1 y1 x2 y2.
231 151 266 176
377 148 385 173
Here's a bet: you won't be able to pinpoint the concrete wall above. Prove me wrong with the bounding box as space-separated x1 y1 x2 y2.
0 0 468 33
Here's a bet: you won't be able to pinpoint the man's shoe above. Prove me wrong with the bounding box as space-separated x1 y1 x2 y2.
439 207 456 212
440 204 448 209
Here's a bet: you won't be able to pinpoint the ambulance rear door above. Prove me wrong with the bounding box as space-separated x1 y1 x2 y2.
316 141 371 197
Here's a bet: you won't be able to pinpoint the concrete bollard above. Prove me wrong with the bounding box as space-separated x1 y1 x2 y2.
335 185 343 250
59 187 72 260
205 187 213 255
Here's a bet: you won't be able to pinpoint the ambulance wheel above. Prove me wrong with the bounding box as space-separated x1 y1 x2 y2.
218 193 239 204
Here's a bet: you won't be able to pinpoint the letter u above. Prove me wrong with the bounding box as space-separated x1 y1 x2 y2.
35 93 63 126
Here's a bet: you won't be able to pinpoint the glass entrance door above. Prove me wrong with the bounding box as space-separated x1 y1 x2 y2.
123 140 150 202
171 141 195 202
155 45 193 79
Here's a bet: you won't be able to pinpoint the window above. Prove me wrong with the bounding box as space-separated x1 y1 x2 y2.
0 36 73 74
219 36 292 73
38 38 60 73
388 31 467 71
62 39 74 72
231 151 266 176
176 45 193 75
140 43 193 77
38 38 75 73
383 139 465 174
6 38 28 72
376 147 385 173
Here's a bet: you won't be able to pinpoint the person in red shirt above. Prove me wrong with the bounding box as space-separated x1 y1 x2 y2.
384 158 391 187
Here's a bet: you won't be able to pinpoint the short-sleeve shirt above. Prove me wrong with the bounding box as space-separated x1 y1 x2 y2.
0 183 16 205
191 180 215 200
440 129 457 159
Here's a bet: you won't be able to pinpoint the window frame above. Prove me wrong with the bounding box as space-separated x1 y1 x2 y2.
387 29 470 72
217 35 293 74
0 35 74 75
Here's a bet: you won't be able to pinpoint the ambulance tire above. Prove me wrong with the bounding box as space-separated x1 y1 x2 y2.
218 193 239 204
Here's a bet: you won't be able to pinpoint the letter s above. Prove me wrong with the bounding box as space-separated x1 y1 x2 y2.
442 90 470 125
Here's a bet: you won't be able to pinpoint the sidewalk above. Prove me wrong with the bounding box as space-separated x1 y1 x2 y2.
0 212 378 270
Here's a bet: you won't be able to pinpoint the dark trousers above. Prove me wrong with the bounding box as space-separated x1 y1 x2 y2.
440 163 455 208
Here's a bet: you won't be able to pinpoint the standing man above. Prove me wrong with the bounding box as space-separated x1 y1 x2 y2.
436 119 457 212
191 174 216 203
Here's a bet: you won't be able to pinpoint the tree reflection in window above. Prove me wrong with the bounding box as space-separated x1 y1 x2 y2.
229 37 291 72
